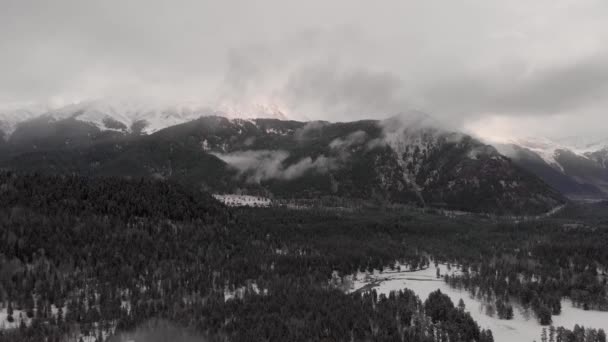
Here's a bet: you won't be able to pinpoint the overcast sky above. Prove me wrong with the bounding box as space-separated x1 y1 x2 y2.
1 0 608 139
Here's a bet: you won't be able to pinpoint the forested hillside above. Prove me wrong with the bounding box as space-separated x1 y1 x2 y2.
0 115 564 215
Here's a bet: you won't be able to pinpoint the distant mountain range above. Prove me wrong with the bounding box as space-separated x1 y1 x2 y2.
0 104 565 215
0 99 288 136
494 137 608 200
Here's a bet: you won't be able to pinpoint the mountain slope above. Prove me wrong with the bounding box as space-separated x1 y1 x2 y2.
496 144 606 199
586 148 608 169
0 113 564 215
554 149 608 195
0 103 52 136
495 138 608 200
0 99 289 138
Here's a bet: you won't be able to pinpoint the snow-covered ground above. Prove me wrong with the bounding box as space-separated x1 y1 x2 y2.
224 282 267 302
213 194 271 207
0 304 63 330
0 306 115 342
348 264 608 342
0 308 26 330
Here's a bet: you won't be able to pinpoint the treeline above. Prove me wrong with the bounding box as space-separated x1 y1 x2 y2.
539 325 606 342
0 172 226 222
0 287 495 342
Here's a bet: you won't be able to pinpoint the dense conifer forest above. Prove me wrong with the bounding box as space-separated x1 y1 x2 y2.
0 172 606 341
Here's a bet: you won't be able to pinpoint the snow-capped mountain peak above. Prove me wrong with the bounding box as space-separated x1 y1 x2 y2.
0 102 55 136
475 133 608 173
215 102 289 122
0 98 290 137
504 137 570 170
553 135 608 154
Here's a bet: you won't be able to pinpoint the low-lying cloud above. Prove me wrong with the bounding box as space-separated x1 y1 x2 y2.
294 121 328 141
329 130 368 150
215 130 378 182
108 319 207 342
213 150 337 183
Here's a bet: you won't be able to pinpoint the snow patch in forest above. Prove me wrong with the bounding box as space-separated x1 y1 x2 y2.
0 304 62 331
224 283 267 302
0 308 26 330
213 194 271 207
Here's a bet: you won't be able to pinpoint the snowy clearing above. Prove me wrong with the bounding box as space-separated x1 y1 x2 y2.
213 194 272 207
347 263 608 342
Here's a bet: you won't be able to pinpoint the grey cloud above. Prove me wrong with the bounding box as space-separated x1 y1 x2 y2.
216 129 374 182
294 121 328 141
424 54 608 119
329 131 368 150
329 130 371 162
497 56 608 113
2 0 608 138
379 112 443 136
365 138 388 151
282 155 336 180
216 130 372 183
213 150 288 183
108 319 207 342
281 63 407 121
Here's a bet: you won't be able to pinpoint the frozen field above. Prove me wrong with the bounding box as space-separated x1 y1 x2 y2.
349 264 608 342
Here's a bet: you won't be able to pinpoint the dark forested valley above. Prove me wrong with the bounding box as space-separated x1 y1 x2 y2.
0 172 606 341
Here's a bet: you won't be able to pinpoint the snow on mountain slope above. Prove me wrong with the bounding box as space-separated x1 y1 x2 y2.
482 135 608 172
555 135 608 154
380 112 439 193
0 98 289 137
497 137 570 172
587 148 608 169
0 109 566 215
373 113 564 214
0 103 53 136
46 99 209 134
477 133 608 199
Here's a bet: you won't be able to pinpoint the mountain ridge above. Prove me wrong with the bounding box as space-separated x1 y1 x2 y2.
0 98 289 137
0 111 565 215
492 136 608 200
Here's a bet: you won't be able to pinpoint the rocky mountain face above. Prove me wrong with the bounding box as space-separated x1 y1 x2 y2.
0 110 564 215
